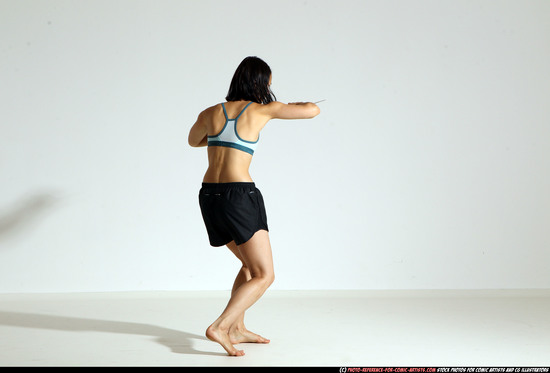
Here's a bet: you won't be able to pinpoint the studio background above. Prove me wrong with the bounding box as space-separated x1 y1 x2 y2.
1 0 549 293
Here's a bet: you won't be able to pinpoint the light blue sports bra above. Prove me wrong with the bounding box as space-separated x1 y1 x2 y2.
207 101 258 155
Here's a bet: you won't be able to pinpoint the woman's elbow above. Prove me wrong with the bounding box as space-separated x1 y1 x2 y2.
308 103 321 118
188 134 200 147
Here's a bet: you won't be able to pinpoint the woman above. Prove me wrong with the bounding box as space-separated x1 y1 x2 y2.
188 56 320 356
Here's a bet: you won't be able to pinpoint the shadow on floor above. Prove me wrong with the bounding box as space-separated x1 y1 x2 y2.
0 310 226 357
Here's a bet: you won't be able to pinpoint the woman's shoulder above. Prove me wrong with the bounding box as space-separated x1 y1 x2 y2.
198 103 224 118
206 102 224 111
249 101 281 115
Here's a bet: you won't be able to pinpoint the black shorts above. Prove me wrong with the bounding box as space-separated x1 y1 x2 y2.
198 182 269 247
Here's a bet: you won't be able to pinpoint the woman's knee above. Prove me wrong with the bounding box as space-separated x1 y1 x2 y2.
251 269 274 288
266 272 275 287
240 264 251 278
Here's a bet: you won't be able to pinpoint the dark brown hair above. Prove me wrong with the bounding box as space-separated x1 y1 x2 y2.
226 56 276 104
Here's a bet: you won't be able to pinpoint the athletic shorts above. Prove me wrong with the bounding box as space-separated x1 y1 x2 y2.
198 182 269 247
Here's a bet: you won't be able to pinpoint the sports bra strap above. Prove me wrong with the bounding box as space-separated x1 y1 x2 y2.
235 101 253 119
209 101 258 155
221 102 229 120
222 101 253 120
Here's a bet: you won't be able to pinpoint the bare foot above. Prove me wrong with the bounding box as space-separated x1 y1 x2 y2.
206 324 245 356
230 328 270 344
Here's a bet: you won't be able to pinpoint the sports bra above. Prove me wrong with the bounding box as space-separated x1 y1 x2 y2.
207 101 258 155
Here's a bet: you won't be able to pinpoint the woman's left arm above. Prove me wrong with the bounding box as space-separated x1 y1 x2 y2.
188 110 208 147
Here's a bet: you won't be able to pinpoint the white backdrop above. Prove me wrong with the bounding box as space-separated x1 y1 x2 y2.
1 0 549 293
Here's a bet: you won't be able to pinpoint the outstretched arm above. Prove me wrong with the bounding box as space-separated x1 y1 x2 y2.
261 101 320 120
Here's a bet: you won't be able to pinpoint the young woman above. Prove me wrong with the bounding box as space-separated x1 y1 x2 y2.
188 56 320 356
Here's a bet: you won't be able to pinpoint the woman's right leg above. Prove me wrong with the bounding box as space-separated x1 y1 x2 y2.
226 241 270 344
205 230 274 356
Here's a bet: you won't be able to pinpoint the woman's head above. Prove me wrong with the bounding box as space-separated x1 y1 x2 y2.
226 56 276 104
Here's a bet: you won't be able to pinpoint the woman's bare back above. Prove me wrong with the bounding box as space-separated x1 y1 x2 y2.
189 100 320 183
202 100 269 183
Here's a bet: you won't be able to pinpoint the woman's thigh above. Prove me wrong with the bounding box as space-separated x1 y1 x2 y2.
237 230 274 279
226 241 243 263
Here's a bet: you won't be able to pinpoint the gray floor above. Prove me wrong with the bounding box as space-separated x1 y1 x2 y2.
0 290 549 366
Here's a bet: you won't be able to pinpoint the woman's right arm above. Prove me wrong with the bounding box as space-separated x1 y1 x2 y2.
262 101 320 120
